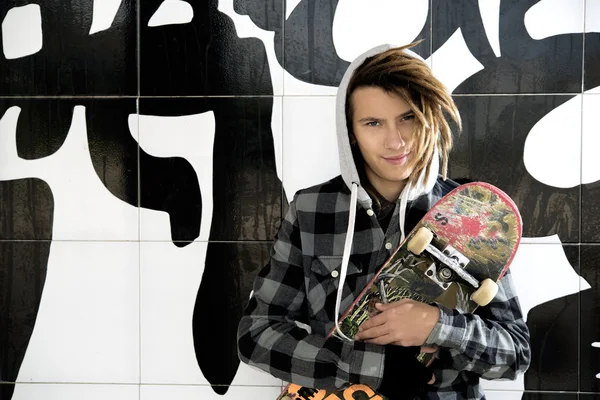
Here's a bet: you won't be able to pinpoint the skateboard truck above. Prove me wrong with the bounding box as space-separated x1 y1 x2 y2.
407 227 499 307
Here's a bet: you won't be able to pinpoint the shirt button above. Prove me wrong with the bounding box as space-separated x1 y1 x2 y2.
331 270 339 278
366 209 375 217
385 242 393 250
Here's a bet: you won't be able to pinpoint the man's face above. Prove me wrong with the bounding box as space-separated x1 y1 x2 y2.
351 86 417 200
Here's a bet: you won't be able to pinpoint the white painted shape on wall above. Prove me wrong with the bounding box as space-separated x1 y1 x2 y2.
0 106 139 240
16 241 140 383
524 94 582 188
332 0 428 62
430 28 485 93
2 4 43 59
141 384 283 400
218 0 284 95
12 384 138 400
133 112 215 242
148 0 193 27
285 0 302 20
583 93 600 184
525 0 584 39
587 0 600 32
478 0 502 57
282 96 340 202
90 0 122 34
140 241 281 387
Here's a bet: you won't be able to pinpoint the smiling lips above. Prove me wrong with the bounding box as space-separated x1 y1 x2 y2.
383 152 410 165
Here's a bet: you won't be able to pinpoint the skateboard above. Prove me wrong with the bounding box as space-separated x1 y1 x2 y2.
277 182 522 400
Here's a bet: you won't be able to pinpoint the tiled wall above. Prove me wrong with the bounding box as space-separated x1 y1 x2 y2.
0 1 598 399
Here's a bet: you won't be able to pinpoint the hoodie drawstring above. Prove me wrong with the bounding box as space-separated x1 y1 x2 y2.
398 185 409 243
334 182 359 341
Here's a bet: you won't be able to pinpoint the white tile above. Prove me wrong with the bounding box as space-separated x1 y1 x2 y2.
582 93 600 184
524 0 584 39
15 241 140 384
148 0 194 27
523 94 581 189
430 28 484 94
11 384 139 400
0 105 139 241
140 241 281 386
480 390 525 400
136 111 216 242
140 241 208 384
478 0 502 57
586 0 600 32
282 96 340 202
141 384 282 400
90 0 123 34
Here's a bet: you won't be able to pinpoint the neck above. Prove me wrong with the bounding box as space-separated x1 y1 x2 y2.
365 169 407 202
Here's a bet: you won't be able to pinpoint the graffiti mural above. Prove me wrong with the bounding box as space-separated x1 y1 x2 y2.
0 0 598 399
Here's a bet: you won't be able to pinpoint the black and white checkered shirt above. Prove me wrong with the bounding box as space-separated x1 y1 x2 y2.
237 175 531 399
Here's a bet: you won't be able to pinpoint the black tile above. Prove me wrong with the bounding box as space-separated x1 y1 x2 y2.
0 241 51 400
433 0 583 93
0 0 137 96
139 97 282 243
0 179 53 240
523 245 579 392
0 99 139 208
448 95 579 242
521 394 578 400
580 245 600 393
583 181 600 243
585 33 600 91
283 0 431 87
191 242 271 392
140 0 273 96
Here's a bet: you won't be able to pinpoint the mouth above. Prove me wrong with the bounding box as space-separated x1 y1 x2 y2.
383 152 410 165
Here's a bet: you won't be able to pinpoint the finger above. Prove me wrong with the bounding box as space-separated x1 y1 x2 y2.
355 324 389 341
420 346 438 354
358 313 387 332
364 333 395 346
428 374 435 384
374 301 405 311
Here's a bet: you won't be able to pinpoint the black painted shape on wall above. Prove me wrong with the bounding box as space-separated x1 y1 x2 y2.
0 0 136 95
433 0 584 93
524 246 579 391
585 34 600 90
141 96 282 392
449 95 579 243
193 243 271 393
140 0 272 96
0 179 53 399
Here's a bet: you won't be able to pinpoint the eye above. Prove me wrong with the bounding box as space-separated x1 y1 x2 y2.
399 114 415 122
365 121 381 127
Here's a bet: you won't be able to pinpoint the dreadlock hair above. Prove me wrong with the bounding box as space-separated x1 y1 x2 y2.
345 40 462 204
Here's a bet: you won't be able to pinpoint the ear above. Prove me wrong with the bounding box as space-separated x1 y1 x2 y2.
350 134 357 145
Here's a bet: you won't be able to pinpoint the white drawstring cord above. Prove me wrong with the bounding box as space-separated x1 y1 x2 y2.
334 182 358 341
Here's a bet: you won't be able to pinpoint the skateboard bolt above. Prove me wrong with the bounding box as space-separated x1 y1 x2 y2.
439 268 453 280
426 270 434 277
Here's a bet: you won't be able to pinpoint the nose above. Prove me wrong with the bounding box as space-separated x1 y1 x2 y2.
384 127 406 150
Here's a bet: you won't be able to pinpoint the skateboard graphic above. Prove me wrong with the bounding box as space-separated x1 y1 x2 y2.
277 182 522 400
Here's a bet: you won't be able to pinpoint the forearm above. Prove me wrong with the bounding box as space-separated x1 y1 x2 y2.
237 299 385 390
424 272 531 379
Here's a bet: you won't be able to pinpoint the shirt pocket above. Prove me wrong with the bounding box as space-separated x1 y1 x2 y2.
306 255 363 323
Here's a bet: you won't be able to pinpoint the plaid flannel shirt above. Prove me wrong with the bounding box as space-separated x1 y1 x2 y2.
237 175 531 399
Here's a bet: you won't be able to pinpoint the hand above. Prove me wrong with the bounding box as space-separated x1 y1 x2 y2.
354 299 440 347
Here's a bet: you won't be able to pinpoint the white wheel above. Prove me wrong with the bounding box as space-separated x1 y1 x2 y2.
471 278 498 306
407 227 433 255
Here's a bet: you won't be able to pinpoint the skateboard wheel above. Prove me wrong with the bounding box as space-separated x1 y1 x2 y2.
471 278 498 306
407 227 433 255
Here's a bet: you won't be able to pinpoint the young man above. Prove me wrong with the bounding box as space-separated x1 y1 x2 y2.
237 42 530 400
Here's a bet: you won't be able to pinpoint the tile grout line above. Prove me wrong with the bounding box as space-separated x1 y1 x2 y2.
578 0 586 392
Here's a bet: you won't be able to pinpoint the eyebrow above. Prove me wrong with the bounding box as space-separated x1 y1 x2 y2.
357 110 413 123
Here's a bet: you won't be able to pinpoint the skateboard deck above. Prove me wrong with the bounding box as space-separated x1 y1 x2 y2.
277 182 522 400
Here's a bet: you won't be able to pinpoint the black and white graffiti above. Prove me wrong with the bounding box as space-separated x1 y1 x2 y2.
0 0 598 399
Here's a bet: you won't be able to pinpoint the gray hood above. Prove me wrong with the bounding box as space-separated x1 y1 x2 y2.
335 44 440 208
332 44 442 341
